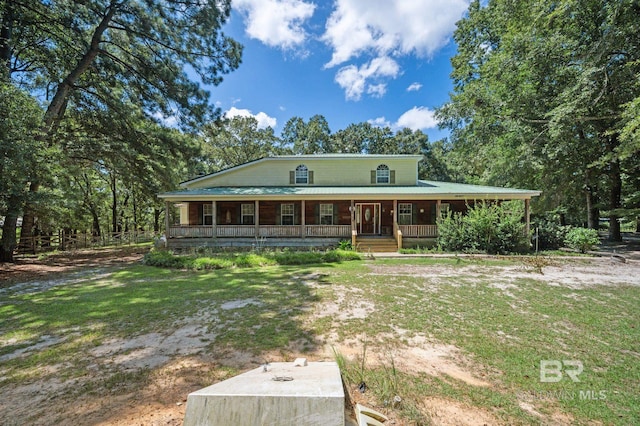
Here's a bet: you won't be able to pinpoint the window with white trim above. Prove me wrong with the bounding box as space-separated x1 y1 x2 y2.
281 203 294 225
440 203 450 217
241 203 254 225
203 203 213 225
320 204 333 225
295 164 308 184
398 203 412 225
376 164 390 184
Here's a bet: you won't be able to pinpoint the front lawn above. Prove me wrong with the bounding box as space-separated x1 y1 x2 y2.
0 255 637 424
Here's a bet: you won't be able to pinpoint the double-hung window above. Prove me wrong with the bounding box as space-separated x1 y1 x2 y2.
320 204 334 225
295 165 308 184
398 203 412 225
203 203 213 225
376 164 390 184
281 203 294 225
241 203 254 225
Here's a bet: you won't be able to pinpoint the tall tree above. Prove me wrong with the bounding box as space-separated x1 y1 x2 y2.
438 0 640 240
282 115 332 154
0 83 46 260
0 0 242 261
199 116 280 172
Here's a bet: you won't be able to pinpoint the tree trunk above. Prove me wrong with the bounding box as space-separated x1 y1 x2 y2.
0 195 20 262
154 208 162 232
585 186 597 229
42 3 118 131
120 193 130 233
110 173 118 233
607 136 622 242
91 209 101 239
18 181 39 254
0 0 15 77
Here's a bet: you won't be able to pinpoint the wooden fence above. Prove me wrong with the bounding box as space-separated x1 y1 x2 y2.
15 231 157 254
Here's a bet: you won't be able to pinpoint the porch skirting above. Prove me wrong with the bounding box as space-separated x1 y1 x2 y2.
167 237 344 250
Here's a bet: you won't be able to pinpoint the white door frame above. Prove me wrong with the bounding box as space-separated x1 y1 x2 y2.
356 203 380 235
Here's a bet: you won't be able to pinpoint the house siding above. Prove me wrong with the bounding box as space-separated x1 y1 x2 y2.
186 157 419 189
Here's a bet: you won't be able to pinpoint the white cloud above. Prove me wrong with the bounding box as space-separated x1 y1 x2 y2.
367 84 387 98
233 0 315 49
368 117 392 128
335 56 400 101
322 0 469 67
407 82 422 92
152 111 179 127
396 106 438 130
225 107 277 129
370 106 438 131
322 0 468 100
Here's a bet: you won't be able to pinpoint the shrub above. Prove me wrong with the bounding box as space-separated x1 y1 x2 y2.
531 215 569 250
144 248 362 270
143 250 192 269
337 240 354 251
192 257 233 270
437 201 530 254
234 253 276 267
564 227 600 253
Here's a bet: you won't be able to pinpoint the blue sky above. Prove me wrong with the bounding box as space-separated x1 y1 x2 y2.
208 0 470 142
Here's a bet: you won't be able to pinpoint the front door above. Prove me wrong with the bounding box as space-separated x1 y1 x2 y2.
358 203 380 234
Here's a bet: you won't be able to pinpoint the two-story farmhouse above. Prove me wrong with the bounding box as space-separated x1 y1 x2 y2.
158 154 540 251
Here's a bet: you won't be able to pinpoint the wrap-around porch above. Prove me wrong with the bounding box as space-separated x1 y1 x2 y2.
164 199 482 249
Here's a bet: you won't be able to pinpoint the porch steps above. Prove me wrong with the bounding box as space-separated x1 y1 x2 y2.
356 237 398 253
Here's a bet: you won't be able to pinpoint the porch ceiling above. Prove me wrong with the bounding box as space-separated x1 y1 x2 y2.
159 180 541 202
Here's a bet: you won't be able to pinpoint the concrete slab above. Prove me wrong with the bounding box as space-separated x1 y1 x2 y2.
184 361 345 426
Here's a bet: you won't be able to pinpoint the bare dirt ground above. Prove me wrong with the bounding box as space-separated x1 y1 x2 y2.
1 238 639 425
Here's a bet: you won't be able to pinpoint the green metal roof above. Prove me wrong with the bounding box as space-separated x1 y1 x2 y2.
159 180 540 200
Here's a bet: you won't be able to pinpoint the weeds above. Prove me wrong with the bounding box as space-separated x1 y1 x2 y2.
143 248 362 270
334 343 427 424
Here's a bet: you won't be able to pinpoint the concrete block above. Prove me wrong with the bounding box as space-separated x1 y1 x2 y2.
184 361 345 426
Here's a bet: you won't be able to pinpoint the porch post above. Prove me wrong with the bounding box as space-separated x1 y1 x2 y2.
164 201 170 238
393 199 398 225
350 199 356 247
255 200 260 237
350 200 355 232
436 199 442 221
212 201 217 239
301 200 306 238
524 198 531 237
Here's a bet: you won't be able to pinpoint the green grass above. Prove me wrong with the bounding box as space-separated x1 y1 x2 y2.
142 248 362 270
0 255 638 424
326 258 639 424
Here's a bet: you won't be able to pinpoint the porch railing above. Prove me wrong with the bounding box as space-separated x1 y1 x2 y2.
170 226 214 238
260 226 301 237
305 225 351 237
169 224 437 239
398 224 438 237
169 224 352 238
216 225 255 237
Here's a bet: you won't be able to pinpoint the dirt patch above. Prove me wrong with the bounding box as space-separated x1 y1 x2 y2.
0 246 147 287
367 256 640 289
422 397 500 425
1 246 638 425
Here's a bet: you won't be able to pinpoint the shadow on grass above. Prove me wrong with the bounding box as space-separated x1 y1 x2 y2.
0 264 331 397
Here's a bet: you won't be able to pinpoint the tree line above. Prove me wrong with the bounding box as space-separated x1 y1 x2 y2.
2 0 639 262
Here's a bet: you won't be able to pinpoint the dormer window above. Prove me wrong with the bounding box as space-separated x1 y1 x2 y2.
291 164 314 184
376 164 390 184
295 165 308 184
